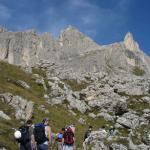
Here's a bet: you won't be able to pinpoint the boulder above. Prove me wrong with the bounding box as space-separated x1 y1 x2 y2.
141 97 150 104
0 93 34 120
97 112 114 122
88 113 96 119
0 147 7 150
16 80 30 89
116 112 139 129
78 118 86 125
49 98 63 105
69 99 89 113
110 143 128 150
67 92 90 113
35 78 47 91
84 130 108 150
0 111 11 120
113 99 128 115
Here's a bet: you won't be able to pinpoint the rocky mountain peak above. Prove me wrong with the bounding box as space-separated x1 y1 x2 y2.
124 32 139 52
59 25 87 43
58 25 100 54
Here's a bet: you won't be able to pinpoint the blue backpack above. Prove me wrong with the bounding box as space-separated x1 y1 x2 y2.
56 133 63 142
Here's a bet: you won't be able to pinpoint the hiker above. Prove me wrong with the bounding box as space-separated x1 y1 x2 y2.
99 125 107 135
34 118 51 150
98 126 107 149
108 126 117 137
84 126 93 141
83 126 93 150
15 119 34 150
55 128 65 150
69 124 76 150
63 126 75 150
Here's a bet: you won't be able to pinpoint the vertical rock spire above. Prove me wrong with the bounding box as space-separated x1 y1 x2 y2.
124 32 139 51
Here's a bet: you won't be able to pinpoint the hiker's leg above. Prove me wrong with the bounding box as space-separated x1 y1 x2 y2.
57 142 63 150
20 144 26 150
68 145 74 150
25 141 32 150
38 144 48 150
63 145 66 150
63 145 73 150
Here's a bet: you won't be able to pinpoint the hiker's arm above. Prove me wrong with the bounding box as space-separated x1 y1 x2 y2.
31 127 36 144
47 126 51 143
84 132 88 141
31 134 35 142
62 138 64 143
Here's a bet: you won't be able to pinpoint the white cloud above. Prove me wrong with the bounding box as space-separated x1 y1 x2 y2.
38 0 131 42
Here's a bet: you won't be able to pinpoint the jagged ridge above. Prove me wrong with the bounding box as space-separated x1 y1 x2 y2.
0 25 150 77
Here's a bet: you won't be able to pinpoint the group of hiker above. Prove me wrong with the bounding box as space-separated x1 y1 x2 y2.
14 118 76 150
14 118 118 150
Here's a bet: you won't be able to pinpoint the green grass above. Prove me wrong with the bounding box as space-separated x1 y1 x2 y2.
0 61 46 104
32 67 47 78
63 79 89 91
132 66 145 76
128 101 149 115
0 100 20 150
118 92 149 115
104 137 129 147
132 124 150 145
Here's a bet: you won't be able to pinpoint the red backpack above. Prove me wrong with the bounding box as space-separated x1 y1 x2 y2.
64 127 74 145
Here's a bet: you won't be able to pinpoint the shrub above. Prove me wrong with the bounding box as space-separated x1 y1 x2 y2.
132 67 145 76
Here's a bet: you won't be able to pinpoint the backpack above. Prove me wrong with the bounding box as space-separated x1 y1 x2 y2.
17 125 30 144
56 133 63 142
64 127 74 145
33 123 48 144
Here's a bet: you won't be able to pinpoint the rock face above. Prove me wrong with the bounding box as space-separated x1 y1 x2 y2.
0 93 34 120
59 26 100 55
110 143 128 150
116 112 139 129
0 26 150 77
124 32 139 52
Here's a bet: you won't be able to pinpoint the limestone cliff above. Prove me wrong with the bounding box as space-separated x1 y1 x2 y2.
0 25 150 76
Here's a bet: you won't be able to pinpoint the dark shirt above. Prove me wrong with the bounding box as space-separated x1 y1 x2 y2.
84 130 91 141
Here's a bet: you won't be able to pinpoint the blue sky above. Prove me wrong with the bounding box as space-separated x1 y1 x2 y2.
0 0 150 55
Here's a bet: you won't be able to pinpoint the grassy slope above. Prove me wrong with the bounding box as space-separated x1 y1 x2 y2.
0 61 109 150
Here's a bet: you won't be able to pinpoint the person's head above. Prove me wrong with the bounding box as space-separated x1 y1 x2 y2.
42 118 49 125
61 128 65 133
110 126 115 130
26 119 33 126
101 125 105 129
62 128 65 131
69 124 75 133
88 125 93 131
112 127 116 131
